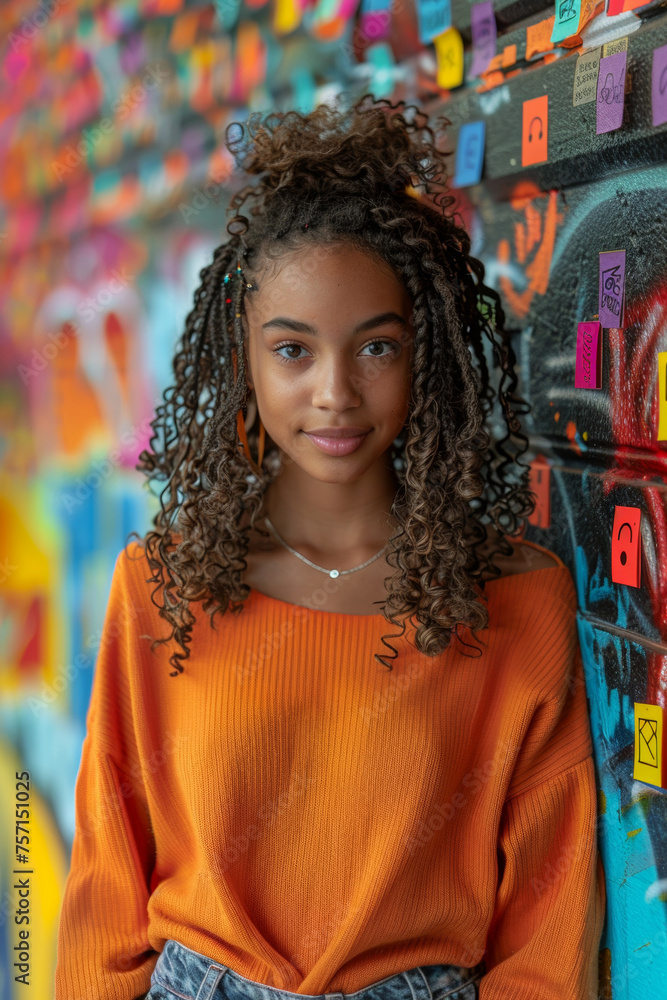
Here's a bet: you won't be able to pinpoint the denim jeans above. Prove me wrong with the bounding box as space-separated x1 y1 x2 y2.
141 939 486 1000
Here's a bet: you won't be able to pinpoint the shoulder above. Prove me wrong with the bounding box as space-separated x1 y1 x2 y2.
498 538 565 576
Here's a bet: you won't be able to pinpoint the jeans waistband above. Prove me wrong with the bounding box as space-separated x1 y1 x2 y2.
150 939 487 1000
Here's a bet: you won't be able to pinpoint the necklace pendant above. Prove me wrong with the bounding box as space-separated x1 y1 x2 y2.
329 569 339 578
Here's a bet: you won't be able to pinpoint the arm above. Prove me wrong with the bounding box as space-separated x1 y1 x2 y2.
480 630 607 999
54 548 159 1000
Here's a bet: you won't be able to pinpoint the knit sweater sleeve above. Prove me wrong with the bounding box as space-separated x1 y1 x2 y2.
479 624 607 1000
54 547 159 1000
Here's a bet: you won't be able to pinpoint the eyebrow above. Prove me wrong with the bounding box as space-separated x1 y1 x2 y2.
261 311 409 336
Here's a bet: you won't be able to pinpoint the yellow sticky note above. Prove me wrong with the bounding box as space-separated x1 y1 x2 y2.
658 352 667 442
634 702 666 788
274 0 302 36
434 27 464 91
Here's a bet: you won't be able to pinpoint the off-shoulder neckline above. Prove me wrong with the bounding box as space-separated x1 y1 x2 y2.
247 561 569 620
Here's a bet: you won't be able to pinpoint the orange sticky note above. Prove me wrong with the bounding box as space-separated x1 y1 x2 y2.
522 95 548 166
526 17 555 61
527 455 551 528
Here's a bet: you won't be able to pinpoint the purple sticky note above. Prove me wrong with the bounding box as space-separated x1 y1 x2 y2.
575 322 602 389
468 2 496 79
599 250 626 328
652 43 667 127
596 50 627 134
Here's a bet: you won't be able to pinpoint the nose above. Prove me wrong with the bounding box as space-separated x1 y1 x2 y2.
309 356 363 412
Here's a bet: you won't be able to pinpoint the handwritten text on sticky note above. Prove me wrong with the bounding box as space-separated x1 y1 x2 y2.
599 250 626 327
468 2 496 78
551 0 581 44
596 50 627 134
453 121 485 187
575 322 602 389
521 94 548 166
652 43 667 127
573 47 600 105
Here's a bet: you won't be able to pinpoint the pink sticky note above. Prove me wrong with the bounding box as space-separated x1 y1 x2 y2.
468 2 496 79
652 43 667 127
597 50 627 134
599 250 626 327
575 322 602 389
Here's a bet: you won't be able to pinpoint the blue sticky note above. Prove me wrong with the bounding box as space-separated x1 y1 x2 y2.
551 0 581 44
417 0 452 45
453 121 485 187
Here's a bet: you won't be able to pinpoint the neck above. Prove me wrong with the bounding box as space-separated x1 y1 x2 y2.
260 454 400 557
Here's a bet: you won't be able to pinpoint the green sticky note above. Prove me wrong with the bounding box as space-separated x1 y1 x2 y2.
551 0 581 44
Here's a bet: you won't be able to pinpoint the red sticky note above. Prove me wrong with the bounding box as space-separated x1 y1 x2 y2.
527 455 551 528
575 322 602 388
522 95 548 166
611 505 641 587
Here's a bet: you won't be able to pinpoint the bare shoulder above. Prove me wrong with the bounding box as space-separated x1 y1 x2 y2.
477 525 564 578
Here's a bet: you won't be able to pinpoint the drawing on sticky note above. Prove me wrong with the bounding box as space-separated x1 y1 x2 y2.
638 718 658 767
521 95 548 166
599 249 626 327
611 505 642 587
453 121 485 187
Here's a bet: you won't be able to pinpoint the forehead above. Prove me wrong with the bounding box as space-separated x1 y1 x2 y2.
246 243 411 315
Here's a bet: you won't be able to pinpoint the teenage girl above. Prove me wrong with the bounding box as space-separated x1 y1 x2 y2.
55 95 605 1000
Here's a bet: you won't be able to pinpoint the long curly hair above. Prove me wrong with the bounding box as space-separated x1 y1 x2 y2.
127 93 537 677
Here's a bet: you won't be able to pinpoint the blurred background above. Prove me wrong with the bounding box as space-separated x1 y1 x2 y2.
1 0 667 997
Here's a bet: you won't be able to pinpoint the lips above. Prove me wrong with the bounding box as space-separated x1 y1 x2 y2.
304 427 371 438
303 428 371 456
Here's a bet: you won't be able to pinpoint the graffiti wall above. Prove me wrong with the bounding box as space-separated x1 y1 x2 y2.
438 3 667 993
1 0 666 997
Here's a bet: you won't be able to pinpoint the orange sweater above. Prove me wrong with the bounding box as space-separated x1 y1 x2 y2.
55 539 606 1000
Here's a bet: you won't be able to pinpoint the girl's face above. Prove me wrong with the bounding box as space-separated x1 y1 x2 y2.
242 243 415 484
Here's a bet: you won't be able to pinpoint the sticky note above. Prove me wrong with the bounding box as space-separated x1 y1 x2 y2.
468 1 496 79
658 352 667 442
521 94 548 166
596 50 627 134
434 26 463 89
417 0 452 45
551 0 581 44
602 36 628 57
633 703 666 789
527 456 551 528
599 249 626 327
526 17 555 61
573 47 600 105
575 322 602 389
453 122 485 187
360 0 391 41
652 43 667 127
611 505 641 587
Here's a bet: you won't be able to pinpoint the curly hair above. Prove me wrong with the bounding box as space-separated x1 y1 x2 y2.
127 93 537 677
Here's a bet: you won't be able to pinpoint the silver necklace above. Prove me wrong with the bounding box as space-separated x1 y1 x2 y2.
262 515 391 579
